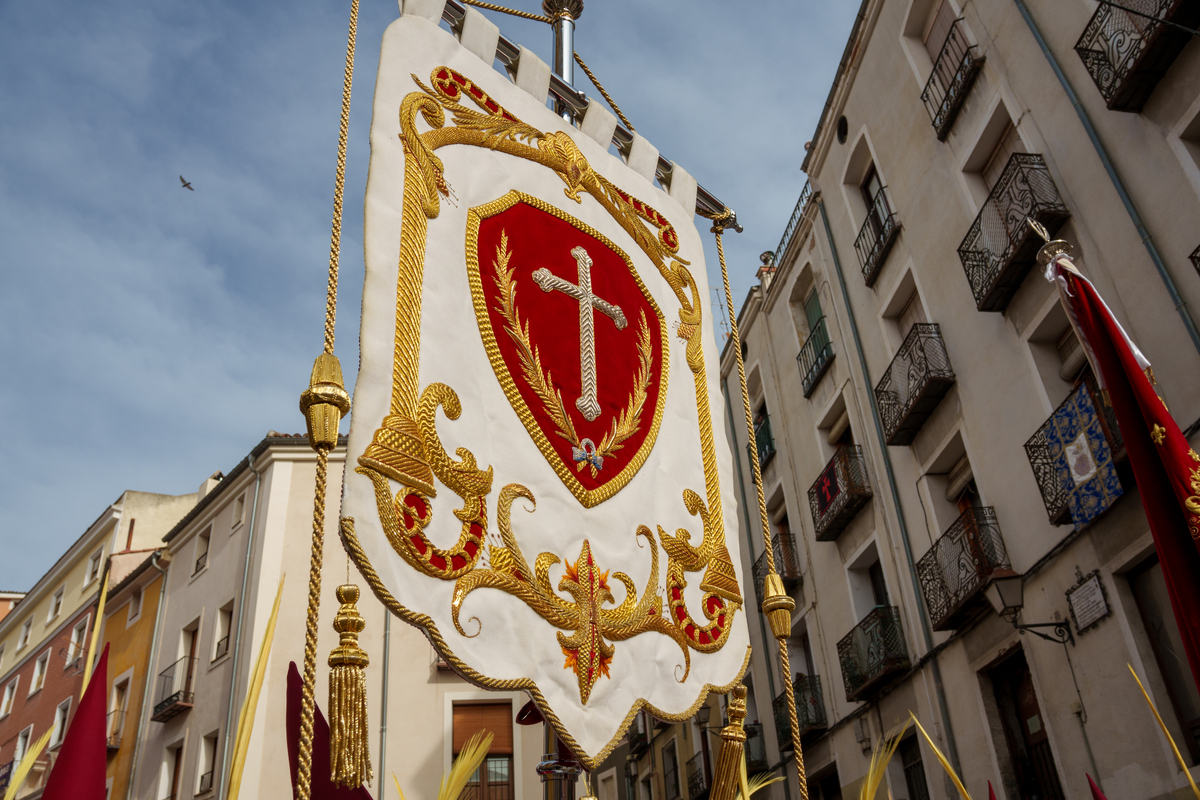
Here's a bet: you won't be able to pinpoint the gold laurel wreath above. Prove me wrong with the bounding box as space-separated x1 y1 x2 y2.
490 230 653 478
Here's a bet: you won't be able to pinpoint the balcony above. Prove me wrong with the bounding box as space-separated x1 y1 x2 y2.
1190 243 1199 274
916 508 1012 631
875 324 956 446
958 154 1069 311
752 529 803 611
686 751 708 800
214 635 230 661
194 551 208 575
626 715 649 755
199 770 215 793
151 656 196 722
624 761 638 800
837 607 910 702
744 723 768 773
797 317 834 398
0 761 12 796
774 181 814 267
922 19 985 141
855 187 900 287
1075 0 1200 113
808 446 873 541
107 709 125 752
747 413 777 471
772 674 827 751
1024 375 1126 525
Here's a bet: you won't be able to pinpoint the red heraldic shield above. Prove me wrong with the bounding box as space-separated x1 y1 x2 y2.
467 191 667 507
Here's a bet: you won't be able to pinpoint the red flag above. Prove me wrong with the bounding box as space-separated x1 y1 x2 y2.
1050 254 1200 694
42 644 109 800
1087 774 1108 800
988 781 997 800
286 662 374 799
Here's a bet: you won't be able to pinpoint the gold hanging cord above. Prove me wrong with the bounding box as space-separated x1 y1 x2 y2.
296 0 359 796
572 52 635 132
461 0 552 23
708 209 808 800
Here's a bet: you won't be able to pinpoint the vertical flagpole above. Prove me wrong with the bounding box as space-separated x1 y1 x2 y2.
543 0 583 122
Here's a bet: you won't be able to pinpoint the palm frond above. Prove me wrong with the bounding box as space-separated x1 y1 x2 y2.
82 567 111 696
226 575 285 800
1129 664 1200 799
394 773 408 800
3 728 54 800
438 730 494 800
910 713 970 800
733 753 784 800
860 721 908 800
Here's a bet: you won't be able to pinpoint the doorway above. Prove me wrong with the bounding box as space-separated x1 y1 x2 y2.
989 651 1064 800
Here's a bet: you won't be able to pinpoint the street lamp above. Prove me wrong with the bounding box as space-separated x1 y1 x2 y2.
984 568 1073 645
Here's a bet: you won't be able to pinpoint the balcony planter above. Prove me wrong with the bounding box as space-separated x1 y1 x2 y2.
1075 0 1200 113
922 19 985 141
837 607 910 702
808 446 873 541
957 153 1069 312
875 324 956 446
855 188 900 287
916 507 1011 631
797 317 834 398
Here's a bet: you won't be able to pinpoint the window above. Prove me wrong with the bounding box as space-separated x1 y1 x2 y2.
128 588 143 623
1 678 17 716
453 703 514 800
899 736 931 800
897 290 929 341
14 725 32 763
213 603 234 661
30 651 49 694
194 528 211 576
981 121 1027 191
807 765 842 800
662 740 681 800
197 732 219 794
923 0 956 63
847 542 890 620
233 494 246 528
861 166 892 241
109 679 129 747
19 618 31 648
161 744 183 800
50 697 72 748
68 617 89 665
0 643 5 671
47 587 64 623
87 549 103 586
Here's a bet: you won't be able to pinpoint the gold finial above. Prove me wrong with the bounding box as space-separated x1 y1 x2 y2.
760 573 796 641
300 353 350 452
1027 217 1051 243
1026 216 1074 270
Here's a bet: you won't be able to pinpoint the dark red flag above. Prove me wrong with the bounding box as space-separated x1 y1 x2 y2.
1087 774 1108 800
988 781 997 800
286 661 374 799
42 644 109 800
1050 254 1200 694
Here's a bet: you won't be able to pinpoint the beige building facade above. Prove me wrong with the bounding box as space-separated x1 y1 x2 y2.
723 2 1200 800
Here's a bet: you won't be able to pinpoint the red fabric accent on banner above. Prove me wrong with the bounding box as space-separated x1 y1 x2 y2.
1063 269 1200 695
286 662 375 800
42 645 109 800
1086 775 1107 800
988 782 998 800
476 201 665 493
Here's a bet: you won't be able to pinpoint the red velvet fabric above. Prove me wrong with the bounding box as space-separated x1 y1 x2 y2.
1087 774 1108 800
1063 268 1200 695
42 644 109 800
286 662 374 800
476 200 665 492
988 781 997 800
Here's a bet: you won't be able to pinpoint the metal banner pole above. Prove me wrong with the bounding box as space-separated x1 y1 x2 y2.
543 0 583 121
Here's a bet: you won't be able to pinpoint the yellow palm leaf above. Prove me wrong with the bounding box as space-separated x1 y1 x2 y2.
860 721 909 800
732 752 784 800
394 772 408 800
910 713 970 800
439 730 494 800
3 728 54 800
81 567 111 697
226 575 285 800
1129 664 1200 800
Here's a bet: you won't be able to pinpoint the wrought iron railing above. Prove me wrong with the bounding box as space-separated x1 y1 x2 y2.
1075 0 1199 112
855 187 900 287
152 656 197 722
747 413 777 470
957 153 1069 311
752 529 803 610
214 635 230 661
837 607 910 702
922 19 985 140
1024 374 1125 524
1190 243 1200 274
665 751 681 800
875 324 956 446
916 507 1011 631
199 771 215 793
797 317 834 397
0 761 12 796
194 551 208 575
774 181 814 267
744 723 768 773
686 752 707 800
107 709 125 751
624 761 638 800
808 446 873 541
772 674 827 750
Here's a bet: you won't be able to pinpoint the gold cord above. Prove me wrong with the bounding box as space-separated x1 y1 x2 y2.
711 212 808 800
573 52 636 133
461 0 552 23
298 0 360 797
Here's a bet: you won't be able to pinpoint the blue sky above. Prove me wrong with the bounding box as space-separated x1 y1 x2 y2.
0 0 860 590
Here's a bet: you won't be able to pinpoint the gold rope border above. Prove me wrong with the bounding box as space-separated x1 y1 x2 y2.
342 517 750 770
464 190 671 508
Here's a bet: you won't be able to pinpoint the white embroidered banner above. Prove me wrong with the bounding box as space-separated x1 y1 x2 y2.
341 8 748 765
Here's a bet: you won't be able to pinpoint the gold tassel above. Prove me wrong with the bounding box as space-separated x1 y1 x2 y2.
329 584 372 788
709 685 748 800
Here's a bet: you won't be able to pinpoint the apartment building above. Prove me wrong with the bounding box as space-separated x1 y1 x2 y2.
722 2 1200 800
0 489 197 798
130 432 543 800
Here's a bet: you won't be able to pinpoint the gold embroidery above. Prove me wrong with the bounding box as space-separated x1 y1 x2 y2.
450 486 691 704
1151 424 1167 446
1187 466 1200 540
1189 449 1199 463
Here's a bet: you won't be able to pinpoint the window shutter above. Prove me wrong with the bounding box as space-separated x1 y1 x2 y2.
924 0 956 63
453 702 514 754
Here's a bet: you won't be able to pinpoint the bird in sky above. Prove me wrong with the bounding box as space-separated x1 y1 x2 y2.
180 175 194 191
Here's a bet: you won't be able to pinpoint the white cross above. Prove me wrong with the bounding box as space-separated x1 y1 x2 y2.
532 246 627 422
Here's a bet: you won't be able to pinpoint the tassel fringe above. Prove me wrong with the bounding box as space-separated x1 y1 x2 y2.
328 584 372 788
709 685 748 800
